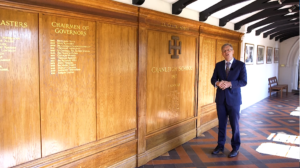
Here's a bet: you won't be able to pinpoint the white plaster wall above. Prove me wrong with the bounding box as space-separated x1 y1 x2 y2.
239 31 280 110
113 0 281 110
113 0 235 29
278 37 300 92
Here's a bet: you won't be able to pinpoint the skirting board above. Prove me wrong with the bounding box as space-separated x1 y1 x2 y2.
107 155 136 168
196 118 218 136
137 129 196 167
13 129 136 168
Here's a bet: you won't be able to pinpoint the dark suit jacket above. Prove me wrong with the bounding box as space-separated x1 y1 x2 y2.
211 59 247 106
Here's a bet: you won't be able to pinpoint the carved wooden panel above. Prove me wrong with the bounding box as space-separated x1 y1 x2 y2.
198 36 216 107
97 23 137 139
40 14 96 156
146 30 196 134
0 8 40 167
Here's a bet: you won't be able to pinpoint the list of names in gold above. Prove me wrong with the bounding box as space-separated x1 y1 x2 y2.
50 39 90 75
0 36 19 71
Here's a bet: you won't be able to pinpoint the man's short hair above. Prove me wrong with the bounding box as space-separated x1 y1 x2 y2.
221 43 233 51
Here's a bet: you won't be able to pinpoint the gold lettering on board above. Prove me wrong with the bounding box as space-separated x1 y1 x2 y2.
49 39 91 75
0 36 20 72
0 20 28 28
151 66 193 73
51 22 89 36
161 22 189 30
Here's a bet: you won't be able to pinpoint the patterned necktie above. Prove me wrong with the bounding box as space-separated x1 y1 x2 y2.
226 62 231 78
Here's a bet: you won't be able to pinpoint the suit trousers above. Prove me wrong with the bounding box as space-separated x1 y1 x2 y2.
216 102 241 151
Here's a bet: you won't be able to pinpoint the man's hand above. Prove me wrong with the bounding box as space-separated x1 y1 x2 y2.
217 80 232 90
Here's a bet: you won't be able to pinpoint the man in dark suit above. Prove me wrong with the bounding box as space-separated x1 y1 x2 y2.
211 43 247 158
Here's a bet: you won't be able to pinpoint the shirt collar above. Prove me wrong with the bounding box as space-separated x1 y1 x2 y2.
226 58 234 64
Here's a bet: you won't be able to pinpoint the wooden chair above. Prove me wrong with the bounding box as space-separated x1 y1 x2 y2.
268 77 288 98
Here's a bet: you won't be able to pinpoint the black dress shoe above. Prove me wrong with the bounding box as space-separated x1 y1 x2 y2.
212 146 224 155
228 150 239 158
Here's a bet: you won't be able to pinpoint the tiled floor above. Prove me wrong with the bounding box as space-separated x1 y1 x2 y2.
139 93 300 168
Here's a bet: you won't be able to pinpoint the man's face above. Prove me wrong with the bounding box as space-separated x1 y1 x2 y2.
222 45 234 61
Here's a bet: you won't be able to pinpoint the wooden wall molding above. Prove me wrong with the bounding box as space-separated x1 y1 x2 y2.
138 129 196 167
13 130 136 168
4 0 138 16
200 24 243 42
0 0 138 26
197 118 218 136
139 8 200 36
146 119 196 150
146 117 196 138
60 140 137 168
107 155 137 168
201 103 216 115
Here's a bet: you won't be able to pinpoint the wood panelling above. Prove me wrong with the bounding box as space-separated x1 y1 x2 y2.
146 30 196 134
197 118 218 136
198 36 216 107
60 140 137 168
137 25 148 155
216 40 228 63
146 120 195 150
230 41 240 60
201 105 218 125
97 23 137 139
0 1 246 167
40 14 96 156
139 8 200 37
6 0 139 24
200 24 243 42
138 129 196 167
14 129 136 168
0 9 40 167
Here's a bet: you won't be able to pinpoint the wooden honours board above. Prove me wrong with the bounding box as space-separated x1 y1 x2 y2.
97 23 137 139
40 15 96 156
0 9 40 167
146 31 195 134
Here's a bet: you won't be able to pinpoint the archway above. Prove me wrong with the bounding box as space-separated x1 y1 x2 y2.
286 38 300 91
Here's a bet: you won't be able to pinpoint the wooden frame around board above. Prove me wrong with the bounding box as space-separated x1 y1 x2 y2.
244 43 254 65
266 46 273 64
256 45 265 65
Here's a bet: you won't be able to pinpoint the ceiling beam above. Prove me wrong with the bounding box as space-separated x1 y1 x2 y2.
199 0 249 21
247 12 298 33
235 6 299 31
271 27 299 40
132 0 145 5
275 31 299 41
280 34 299 42
172 0 197 15
269 26 299 39
219 0 298 27
263 25 299 38
255 19 299 36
